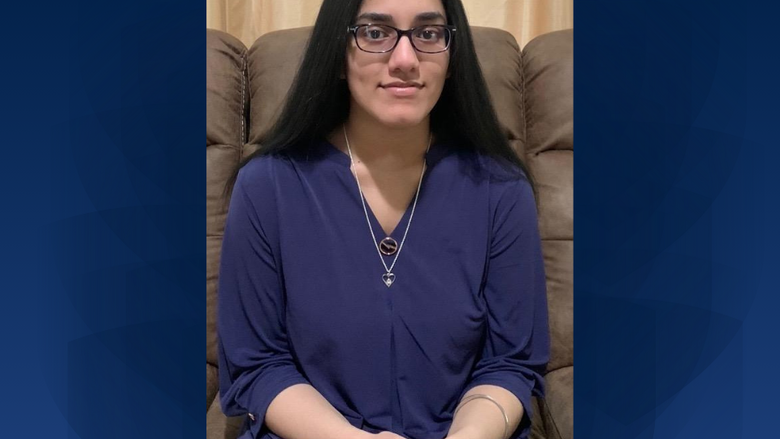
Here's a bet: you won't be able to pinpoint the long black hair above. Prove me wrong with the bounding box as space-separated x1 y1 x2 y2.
227 0 531 192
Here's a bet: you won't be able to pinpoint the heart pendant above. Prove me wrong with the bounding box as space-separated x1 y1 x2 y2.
382 272 395 287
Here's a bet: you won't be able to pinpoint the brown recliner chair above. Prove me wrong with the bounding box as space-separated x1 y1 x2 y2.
207 26 572 439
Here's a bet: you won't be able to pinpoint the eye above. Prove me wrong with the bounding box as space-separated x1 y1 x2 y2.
416 27 443 42
363 25 391 40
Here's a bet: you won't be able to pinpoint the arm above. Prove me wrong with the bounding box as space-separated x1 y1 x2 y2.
218 166 369 439
447 385 523 439
265 383 372 439
447 178 550 439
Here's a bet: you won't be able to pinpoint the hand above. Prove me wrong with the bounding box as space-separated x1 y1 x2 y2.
348 430 406 439
445 427 486 439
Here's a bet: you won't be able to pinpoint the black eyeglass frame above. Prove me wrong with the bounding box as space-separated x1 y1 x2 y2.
346 24 457 54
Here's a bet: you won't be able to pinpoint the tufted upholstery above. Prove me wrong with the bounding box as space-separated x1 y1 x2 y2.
206 26 573 439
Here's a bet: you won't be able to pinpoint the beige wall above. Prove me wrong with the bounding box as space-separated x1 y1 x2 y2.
207 0 573 49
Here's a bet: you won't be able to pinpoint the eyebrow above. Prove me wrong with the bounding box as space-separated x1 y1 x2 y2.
355 11 446 24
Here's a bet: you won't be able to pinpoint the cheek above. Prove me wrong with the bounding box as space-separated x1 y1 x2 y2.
346 65 381 102
435 57 450 83
345 59 368 85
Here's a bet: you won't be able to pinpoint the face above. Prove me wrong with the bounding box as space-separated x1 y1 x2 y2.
346 0 450 129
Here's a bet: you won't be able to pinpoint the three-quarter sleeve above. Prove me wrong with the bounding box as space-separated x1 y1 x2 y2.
218 164 309 437
463 177 550 439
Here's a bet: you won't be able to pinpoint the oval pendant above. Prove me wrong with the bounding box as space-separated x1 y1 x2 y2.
379 237 398 255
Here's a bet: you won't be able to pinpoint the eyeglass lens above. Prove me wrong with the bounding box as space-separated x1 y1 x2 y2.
355 25 450 53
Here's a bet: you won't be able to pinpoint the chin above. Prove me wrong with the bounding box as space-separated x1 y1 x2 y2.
374 110 429 129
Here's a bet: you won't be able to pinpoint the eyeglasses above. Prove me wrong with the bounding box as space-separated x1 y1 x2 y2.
347 24 457 54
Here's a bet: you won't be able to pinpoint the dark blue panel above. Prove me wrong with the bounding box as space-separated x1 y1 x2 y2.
577 1 779 438
0 0 204 437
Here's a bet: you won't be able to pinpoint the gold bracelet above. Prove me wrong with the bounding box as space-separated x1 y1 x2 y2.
452 393 510 439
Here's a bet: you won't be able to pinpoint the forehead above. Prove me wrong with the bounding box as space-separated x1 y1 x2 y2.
356 0 446 24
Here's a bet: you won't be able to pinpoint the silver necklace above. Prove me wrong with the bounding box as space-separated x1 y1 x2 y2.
343 125 431 287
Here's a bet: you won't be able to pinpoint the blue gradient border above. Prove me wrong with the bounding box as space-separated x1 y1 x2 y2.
1 1 204 438
4 0 780 437
576 1 779 438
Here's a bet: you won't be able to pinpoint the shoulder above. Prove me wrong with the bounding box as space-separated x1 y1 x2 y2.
490 174 535 221
236 152 294 187
460 150 532 202
442 141 528 186
442 146 536 228
233 151 302 201
470 154 536 227
230 153 300 223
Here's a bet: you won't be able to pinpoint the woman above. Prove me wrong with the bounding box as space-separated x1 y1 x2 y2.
218 0 549 438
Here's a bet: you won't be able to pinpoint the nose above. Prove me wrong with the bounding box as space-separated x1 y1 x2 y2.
387 34 419 74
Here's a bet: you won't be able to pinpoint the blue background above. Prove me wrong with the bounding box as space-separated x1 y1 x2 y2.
0 0 778 437
576 0 779 438
1 1 204 437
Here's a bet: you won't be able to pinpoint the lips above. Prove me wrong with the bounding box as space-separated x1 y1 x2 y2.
380 82 423 97
381 82 423 89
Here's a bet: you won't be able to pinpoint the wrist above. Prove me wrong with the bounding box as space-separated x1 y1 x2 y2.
446 425 490 439
346 428 373 439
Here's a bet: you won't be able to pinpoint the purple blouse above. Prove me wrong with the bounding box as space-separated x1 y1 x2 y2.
218 141 549 439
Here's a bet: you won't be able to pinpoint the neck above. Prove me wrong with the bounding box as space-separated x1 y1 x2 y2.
337 112 431 171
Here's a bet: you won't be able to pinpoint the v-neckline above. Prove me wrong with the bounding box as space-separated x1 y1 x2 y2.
315 139 451 245
361 190 418 241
